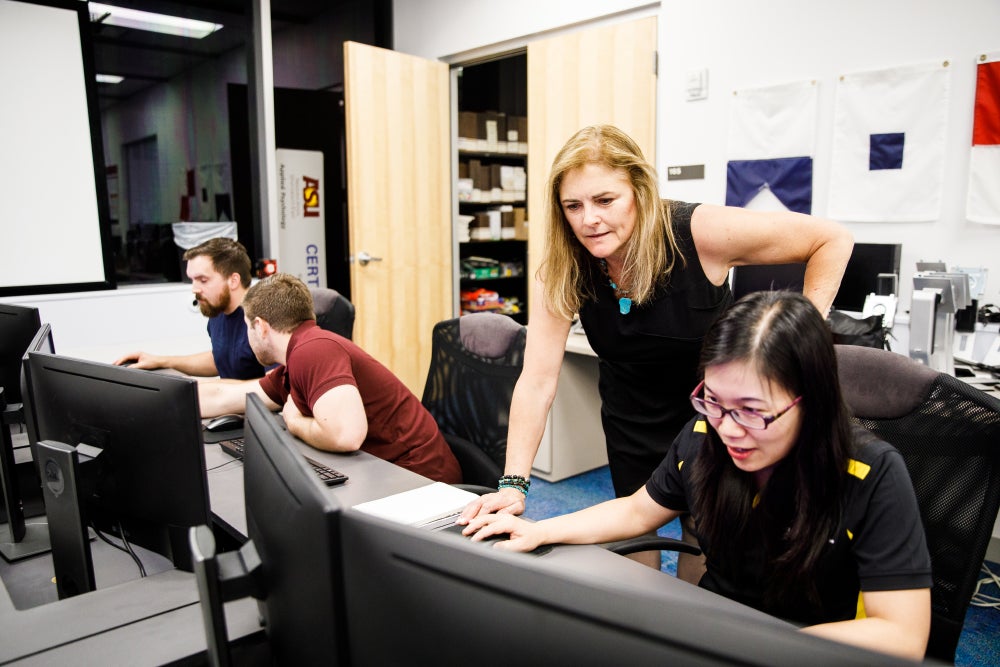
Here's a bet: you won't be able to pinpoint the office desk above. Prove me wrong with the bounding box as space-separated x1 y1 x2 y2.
3 422 886 665
0 569 263 666
0 431 429 665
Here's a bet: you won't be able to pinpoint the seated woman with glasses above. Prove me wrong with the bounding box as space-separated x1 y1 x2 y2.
461 290 932 660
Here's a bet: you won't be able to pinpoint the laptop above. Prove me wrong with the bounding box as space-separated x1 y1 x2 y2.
954 330 1000 371
352 482 480 530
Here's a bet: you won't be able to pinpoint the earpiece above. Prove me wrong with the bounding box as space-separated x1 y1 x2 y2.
979 304 1000 324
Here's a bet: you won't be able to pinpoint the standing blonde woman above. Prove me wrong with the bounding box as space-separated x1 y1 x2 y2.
460 125 854 558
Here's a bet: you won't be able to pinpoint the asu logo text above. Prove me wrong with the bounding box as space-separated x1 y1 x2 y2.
302 176 320 217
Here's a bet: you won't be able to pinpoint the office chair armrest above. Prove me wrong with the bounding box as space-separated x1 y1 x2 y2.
602 536 702 557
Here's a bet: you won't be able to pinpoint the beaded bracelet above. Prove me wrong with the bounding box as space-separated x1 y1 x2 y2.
498 474 530 496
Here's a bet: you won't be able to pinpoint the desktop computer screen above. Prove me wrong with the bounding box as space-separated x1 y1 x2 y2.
730 263 806 302
192 394 348 665
729 244 902 315
338 510 904 666
833 243 902 313
0 303 41 406
21 351 211 598
243 394 348 664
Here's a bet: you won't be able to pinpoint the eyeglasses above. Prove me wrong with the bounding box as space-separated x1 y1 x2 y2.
689 380 802 431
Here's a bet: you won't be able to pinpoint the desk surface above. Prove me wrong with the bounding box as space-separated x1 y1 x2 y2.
0 569 262 665
205 431 431 540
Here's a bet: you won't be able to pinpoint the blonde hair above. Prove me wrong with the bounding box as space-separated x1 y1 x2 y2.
540 125 684 320
243 273 316 332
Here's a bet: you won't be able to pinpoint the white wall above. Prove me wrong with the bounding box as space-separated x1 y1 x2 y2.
657 0 1000 314
395 0 1000 316
0 285 209 362
393 0 654 61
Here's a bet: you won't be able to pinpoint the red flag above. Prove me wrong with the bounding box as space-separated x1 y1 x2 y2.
967 55 1000 224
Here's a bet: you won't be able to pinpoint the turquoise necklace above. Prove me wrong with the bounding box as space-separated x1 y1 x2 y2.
599 259 632 315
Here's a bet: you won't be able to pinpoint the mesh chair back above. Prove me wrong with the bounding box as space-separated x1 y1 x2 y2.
835 345 1000 662
421 314 526 486
309 288 355 340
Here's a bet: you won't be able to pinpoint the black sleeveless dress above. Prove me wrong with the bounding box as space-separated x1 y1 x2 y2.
577 201 732 496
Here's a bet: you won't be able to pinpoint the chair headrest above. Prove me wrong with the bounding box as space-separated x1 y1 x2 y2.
835 345 938 419
309 287 343 313
459 313 523 358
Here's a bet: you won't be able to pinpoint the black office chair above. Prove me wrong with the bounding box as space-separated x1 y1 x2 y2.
835 344 1000 663
420 313 526 491
309 287 355 340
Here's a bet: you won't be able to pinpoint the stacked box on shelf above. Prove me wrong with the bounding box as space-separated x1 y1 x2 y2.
457 111 528 155
457 160 525 204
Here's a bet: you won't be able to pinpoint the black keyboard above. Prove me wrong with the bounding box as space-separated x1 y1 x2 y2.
218 438 349 486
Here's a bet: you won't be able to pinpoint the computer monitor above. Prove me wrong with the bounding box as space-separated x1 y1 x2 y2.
833 243 903 313
22 351 211 599
337 510 906 665
191 394 347 665
730 263 806 302
0 303 41 406
0 323 54 561
730 244 903 315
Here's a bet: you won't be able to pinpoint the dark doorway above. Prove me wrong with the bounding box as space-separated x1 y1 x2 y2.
228 85 350 299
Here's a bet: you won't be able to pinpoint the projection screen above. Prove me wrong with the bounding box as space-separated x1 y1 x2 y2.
0 0 114 296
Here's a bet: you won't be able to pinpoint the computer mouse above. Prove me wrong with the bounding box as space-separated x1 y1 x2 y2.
205 414 244 433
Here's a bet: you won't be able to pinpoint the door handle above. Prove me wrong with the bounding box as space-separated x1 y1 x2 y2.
355 251 382 267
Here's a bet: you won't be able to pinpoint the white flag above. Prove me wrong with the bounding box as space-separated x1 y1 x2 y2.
828 61 950 222
728 79 818 160
726 80 818 213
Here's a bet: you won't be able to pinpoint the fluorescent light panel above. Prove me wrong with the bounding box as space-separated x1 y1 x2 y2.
89 2 222 39
96 73 124 84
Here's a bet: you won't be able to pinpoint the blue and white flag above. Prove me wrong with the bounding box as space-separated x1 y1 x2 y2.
828 61 950 222
726 80 817 214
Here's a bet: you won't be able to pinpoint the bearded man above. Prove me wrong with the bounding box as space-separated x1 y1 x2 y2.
114 237 266 380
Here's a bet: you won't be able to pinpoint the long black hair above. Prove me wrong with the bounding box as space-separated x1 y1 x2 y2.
688 291 853 606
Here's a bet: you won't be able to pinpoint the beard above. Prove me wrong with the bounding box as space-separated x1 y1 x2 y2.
197 285 232 318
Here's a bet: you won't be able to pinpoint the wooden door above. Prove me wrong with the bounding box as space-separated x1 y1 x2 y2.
344 41 452 394
526 16 658 299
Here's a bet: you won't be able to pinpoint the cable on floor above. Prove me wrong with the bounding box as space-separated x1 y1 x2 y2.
969 561 1000 610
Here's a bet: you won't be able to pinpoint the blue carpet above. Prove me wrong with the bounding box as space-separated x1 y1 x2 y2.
525 465 1000 666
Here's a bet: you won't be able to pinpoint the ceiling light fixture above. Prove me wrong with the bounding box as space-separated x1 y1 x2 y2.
96 73 124 84
88 2 222 39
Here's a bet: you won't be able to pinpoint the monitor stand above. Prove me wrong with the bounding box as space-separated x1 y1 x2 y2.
0 522 50 562
0 398 51 562
190 524 264 667
36 440 97 599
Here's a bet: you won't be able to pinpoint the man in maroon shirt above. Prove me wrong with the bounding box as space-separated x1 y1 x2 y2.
199 273 461 484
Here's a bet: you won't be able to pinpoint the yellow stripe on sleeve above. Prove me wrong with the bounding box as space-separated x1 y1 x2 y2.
693 419 707 433
855 592 867 619
847 458 871 480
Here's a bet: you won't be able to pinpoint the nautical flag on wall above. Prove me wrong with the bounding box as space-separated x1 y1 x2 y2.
966 52 1000 225
726 80 817 213
828 61 951 222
